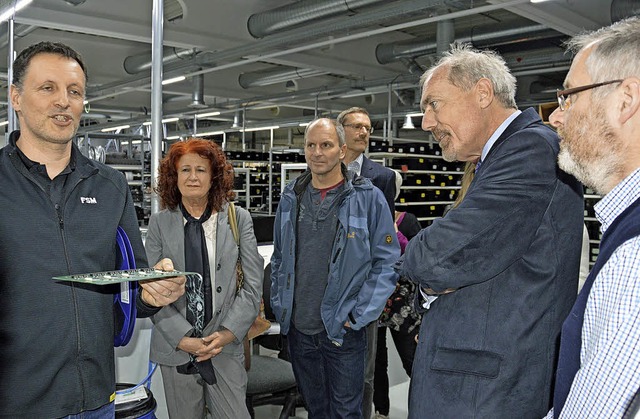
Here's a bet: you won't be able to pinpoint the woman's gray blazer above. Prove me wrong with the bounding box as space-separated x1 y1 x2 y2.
145 203 263 366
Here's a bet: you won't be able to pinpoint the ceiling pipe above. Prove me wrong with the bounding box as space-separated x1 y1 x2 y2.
376 23 556 64
503 47 568 70
247 0 388 38
436 19 455 55
239 67 329 89
611 0 640 23
398 57 425 75
189 73 207 108
82 0 537 119
89 0 452 102
231 110 244 129
123 46 195 75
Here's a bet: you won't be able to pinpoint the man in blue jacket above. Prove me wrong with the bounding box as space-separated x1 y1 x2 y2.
397 44 584 418
270 117 399 418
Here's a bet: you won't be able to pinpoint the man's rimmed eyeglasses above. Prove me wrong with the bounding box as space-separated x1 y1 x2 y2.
343 123 374 134
556 79 623 111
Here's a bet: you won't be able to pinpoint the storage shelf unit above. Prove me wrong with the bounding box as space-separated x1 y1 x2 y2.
227 148 305 215
369 139 464 224
76 133 151 226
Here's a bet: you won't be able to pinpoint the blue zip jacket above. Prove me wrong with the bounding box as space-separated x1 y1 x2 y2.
270 165 400 345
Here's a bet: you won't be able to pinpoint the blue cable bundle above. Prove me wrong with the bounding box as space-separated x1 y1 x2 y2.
114 226 137 347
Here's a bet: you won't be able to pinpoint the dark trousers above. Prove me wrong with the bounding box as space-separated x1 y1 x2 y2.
62 402 114 419
288 324 367 419
373 326 417 415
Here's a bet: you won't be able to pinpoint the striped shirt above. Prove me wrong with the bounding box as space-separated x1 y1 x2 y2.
547 168 640 418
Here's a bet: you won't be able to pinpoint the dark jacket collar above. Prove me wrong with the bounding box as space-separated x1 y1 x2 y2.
8 130 96 178
483 107 542 165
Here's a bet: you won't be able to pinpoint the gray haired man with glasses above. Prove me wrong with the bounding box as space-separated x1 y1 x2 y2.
337 107 396 419
547 16 640 419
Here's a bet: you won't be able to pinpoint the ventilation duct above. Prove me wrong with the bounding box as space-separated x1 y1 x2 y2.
376 24 555 64
239 67 329 89
436 20 455 55
247 0 387 38
231 110 244 129
611 0 640 22
398 57 425 75
124 47 195 75
189 73 207 109
164 0 184 22
503 48 569 71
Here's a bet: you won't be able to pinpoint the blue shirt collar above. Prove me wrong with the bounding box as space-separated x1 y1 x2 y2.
480 110 522 163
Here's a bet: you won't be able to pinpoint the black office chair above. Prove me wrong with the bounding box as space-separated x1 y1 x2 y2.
245 263 303 419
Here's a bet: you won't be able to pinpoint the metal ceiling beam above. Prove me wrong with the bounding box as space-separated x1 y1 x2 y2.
238 67 330 89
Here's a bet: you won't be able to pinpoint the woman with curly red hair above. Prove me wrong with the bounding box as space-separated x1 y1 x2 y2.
145 138 263 419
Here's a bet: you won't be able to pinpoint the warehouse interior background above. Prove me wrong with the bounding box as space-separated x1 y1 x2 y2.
1 0 635 140
2 1 638 418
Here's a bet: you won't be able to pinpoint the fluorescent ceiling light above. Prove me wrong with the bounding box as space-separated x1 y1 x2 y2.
162 75 186 86
196 111 221 118
143 117 179 126
530 0 553 2
299 122 310 127
406 112 424 118
166 135 181 140
101 125 130 132
195 131 225 137
243 125 279 132
0 0 33 23
0 120 8 126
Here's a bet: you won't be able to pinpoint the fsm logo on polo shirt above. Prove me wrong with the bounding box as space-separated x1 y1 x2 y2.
81 197 97 204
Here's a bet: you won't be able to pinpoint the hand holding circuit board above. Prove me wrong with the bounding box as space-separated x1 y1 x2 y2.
54 258 188 307
53 267 196 285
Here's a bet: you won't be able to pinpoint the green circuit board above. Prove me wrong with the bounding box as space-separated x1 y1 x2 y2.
53 268 196 285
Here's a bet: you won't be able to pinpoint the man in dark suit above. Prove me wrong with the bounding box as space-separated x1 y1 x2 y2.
337 107 396 419
397 44 584 418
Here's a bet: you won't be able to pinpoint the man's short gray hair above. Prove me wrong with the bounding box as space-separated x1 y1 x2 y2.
566 16 640 100
420 43 517 110
304 118 346 146
336 107 369 126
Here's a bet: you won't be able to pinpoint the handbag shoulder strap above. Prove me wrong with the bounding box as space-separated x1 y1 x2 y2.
228 202 240 246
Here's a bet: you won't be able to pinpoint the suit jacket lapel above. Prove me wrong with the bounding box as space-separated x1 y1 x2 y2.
362 155 374 176
166 209 186 270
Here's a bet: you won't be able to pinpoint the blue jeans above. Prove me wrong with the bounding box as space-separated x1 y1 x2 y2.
287 324 367 419
62 402 115 419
